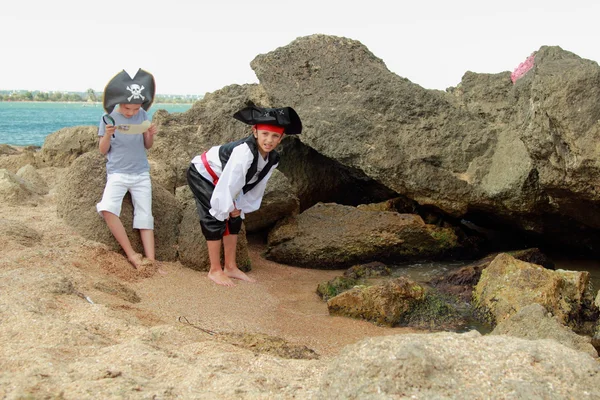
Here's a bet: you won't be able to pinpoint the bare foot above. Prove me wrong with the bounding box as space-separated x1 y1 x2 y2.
208 270 235 287
127 253 144 269
224 266 256 283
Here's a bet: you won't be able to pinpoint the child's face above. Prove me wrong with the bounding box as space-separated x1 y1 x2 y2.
118 104 142 118
254 128 283 157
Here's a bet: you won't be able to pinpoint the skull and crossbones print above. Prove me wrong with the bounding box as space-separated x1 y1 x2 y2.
126 84 145 102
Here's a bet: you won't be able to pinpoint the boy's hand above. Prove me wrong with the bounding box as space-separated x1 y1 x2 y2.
146 123 158 137
230 204 241 218
105 125 116 137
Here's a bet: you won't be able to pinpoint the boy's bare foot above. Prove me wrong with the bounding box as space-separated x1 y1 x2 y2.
224 266 256 283
208 270 235 287
127 253 144 269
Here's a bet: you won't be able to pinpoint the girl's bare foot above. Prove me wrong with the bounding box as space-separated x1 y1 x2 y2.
127 253 144 269
208 270 235 287
224 266 256 283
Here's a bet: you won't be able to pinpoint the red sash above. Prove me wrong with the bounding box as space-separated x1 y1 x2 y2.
201 152 219 185
201 151 230 236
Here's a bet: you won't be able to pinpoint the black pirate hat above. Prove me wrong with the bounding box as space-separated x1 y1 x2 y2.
103 69 156 114
233 106 302 135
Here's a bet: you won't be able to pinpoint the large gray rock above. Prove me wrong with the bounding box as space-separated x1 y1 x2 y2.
252 34 494 216
266 203 462 269
56 152 181 261
251 35 600 253
318 331 600 399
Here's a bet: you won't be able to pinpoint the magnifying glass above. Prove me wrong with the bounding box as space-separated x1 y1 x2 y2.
102 114 116 126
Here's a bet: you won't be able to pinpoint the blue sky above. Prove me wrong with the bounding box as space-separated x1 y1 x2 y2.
1 0 598 95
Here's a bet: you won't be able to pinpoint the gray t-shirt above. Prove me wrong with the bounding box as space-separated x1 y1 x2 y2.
98 108 150 174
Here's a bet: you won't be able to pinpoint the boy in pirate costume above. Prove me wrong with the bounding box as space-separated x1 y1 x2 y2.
96 69 158 269
187 106 302 286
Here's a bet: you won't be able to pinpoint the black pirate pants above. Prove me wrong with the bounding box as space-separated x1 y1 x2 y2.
186 164 243 241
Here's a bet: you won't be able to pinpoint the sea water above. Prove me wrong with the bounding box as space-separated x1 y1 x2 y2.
0 102 192 147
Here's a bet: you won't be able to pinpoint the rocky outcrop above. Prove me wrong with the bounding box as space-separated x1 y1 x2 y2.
318 331 600 399
0 148 38 173
37 126 98 167
266 203 463 269
250 35 600 253
55 152 181 261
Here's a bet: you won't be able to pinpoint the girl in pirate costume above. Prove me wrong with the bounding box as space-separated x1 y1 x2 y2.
187 106 302 286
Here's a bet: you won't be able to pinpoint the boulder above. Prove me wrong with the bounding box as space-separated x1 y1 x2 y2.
251 34 600 253
38 126 98 167
266 203 462 269
473 253 597 328
318 331 600 399
491 303 597 358
55 152 181 261
0 149 38 173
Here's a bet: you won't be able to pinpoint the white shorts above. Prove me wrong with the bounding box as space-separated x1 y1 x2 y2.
96 172 154 230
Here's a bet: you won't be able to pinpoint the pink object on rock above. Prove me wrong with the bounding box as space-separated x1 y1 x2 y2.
511 53 536 83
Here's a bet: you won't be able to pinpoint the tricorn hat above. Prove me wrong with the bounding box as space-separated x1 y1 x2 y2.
233 106 302 135
103 69 156 114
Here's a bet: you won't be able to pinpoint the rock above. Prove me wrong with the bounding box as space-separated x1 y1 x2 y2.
55 152 181 261
16 164 49 195
491 303 597 358
37 126 98 167
266 203 461 269
327 277 426 326
0 144 20 156
318 331 600 399
431 248 554 302
243 169 300 232
0 169 37 205
0 149 38 173
473 253 596 328
251 35 600 254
